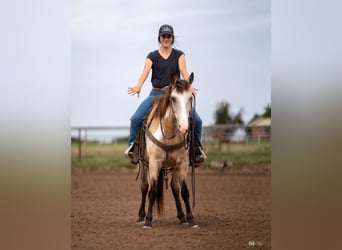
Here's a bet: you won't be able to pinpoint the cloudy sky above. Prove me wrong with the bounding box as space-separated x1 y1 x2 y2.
71 0 270 127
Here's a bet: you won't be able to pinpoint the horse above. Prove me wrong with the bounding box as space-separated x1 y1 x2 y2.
136 72 199 229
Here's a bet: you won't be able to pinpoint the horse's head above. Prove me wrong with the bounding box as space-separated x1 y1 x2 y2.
169 73 194 135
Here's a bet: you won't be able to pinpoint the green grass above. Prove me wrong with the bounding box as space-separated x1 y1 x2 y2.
71 141 132 168
204 141 271 166
71 140 270 168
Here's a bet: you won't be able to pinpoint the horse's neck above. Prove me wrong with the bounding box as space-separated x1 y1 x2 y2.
148 106 177 139
161 107 175 132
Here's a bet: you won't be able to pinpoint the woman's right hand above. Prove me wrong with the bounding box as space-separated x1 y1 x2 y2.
128 58 151 98
128 85 141 98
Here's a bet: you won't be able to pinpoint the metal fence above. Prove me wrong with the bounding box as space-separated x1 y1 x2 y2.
71 125 270 160
71 126 130 160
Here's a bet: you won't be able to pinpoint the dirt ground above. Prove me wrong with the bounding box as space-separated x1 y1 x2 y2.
71 165 271 250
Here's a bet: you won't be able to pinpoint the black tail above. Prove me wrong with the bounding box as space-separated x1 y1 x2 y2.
155 169 164 217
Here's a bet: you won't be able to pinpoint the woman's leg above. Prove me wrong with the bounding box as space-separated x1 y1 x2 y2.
128 95 155 145
128 90 163 145
193 111 203 149
128 90 164 145
126 90 165 163
125 96 155 163
192 110 206 163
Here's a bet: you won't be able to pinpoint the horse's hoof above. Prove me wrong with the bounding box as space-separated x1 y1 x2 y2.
136 220 145 225
142 225 152 229
181 222 189 226
191 224 200 229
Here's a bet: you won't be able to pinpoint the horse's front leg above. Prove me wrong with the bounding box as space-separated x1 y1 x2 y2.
137 180 148 224
144 157 161 229
181 181 199 228
144 179 157 228
171 173 187 224
137 163 148 224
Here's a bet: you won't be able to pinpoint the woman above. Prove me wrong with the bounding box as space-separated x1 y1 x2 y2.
125 24 205 164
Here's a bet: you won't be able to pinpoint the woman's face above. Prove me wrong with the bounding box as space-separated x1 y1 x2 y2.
160 34 173 47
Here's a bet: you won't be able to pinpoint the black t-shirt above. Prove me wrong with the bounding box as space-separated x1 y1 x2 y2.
147 49 184 88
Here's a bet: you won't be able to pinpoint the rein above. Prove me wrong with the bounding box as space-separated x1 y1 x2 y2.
190 93 196 208
145 125 186 153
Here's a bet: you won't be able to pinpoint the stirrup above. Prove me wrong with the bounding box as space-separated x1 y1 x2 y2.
198 147 207 160
125 144 139 164
194 147 207 166
124 144 134 157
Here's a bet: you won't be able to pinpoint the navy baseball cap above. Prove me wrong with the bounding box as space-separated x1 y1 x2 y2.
159 24 174 36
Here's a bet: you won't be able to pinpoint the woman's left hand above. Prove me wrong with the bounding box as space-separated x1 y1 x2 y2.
189 85 198 95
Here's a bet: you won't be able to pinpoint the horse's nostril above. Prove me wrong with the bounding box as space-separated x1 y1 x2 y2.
178 124 188 134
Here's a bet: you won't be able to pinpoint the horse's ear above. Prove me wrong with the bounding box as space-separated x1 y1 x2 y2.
170 74 178 85
188 72 194 85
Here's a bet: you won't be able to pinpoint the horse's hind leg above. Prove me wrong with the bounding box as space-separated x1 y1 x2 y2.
181 181 198 227
171 176 187 224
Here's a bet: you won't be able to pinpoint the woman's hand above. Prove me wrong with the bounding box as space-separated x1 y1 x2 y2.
127 58 152 98
128 85 141 98
189 84 198 95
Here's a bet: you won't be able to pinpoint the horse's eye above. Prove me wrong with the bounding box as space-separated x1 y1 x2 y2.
171 97 176 103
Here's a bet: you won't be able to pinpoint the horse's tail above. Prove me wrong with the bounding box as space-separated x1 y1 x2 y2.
155 169 164 217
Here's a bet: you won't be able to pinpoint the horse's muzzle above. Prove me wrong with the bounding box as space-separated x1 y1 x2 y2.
178 124 188 135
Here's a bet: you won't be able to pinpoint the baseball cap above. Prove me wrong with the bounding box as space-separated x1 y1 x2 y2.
159 24 174 36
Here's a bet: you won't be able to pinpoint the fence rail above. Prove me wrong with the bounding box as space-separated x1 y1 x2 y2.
71 125 270 160
71 126 130 160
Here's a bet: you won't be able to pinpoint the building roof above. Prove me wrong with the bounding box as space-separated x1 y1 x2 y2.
249 117 271 127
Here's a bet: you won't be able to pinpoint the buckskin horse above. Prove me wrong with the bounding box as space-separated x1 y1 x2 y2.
135 73 199 229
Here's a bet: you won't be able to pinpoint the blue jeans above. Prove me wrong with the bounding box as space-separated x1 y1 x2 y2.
128 90 203 149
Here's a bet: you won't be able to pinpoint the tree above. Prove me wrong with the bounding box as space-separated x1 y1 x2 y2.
213 102 245 159
214 101 232 125
262 104 271 118
248 103 271 124
232 108 244 125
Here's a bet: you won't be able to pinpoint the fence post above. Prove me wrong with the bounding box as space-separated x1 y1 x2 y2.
78 128 82 160
218 129 222 161
85 128 87 157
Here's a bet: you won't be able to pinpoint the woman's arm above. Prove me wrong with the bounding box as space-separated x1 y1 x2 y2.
178 54 189 80
178 54 197 94
128 58 153 98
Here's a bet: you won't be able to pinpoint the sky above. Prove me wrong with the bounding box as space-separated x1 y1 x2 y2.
71 0 270 127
